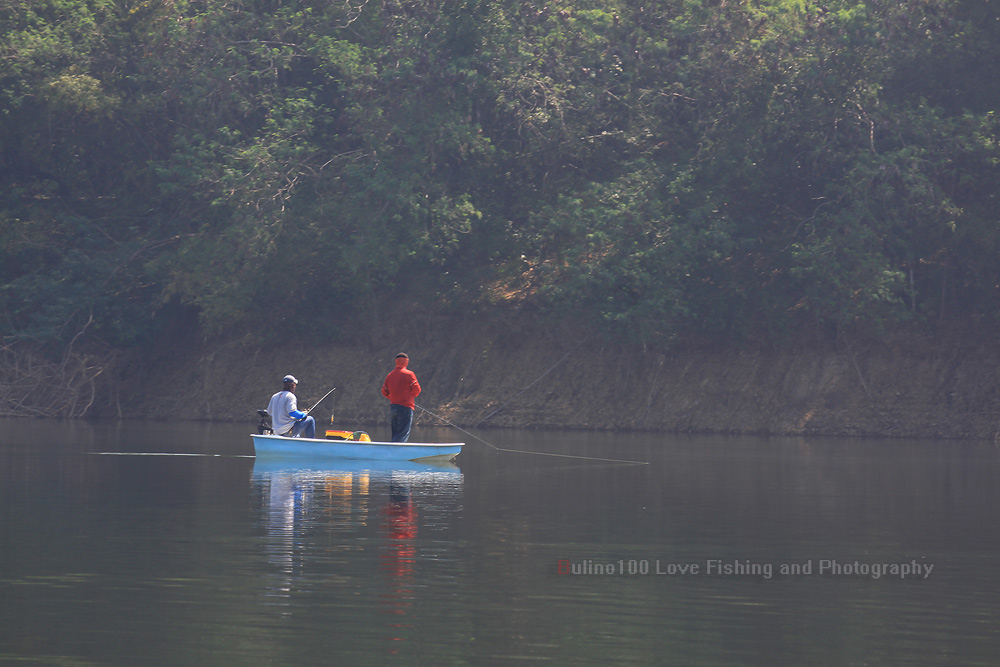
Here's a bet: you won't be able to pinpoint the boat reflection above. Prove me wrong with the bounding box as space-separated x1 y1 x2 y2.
252 456 461 476
251 456 463 642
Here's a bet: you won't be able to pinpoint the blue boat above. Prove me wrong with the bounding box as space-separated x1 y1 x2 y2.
250 433 464 462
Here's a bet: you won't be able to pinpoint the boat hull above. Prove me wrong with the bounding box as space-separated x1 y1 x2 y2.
251 434 463 462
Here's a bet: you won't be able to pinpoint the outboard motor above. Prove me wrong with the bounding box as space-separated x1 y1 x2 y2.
257 410 273 435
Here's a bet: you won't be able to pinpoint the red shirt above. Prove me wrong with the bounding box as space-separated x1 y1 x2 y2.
381 358 421 409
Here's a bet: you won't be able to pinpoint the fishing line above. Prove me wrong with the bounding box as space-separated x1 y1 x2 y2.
416 403 649 466
473 344 582 427
89 452 255 458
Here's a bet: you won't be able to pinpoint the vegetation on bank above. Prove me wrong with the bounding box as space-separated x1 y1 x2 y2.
2 0 999 365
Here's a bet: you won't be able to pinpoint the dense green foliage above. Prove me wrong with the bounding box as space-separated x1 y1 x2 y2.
2 0 999 351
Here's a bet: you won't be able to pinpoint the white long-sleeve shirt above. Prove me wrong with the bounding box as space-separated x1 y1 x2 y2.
267 390 298 435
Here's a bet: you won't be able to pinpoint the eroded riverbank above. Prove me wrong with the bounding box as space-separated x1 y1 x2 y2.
114 314 1000 441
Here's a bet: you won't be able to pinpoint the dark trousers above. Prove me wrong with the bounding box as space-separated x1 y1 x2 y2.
390 404 414 442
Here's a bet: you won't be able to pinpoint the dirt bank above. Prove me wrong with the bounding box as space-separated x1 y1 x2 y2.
116 312 1000 441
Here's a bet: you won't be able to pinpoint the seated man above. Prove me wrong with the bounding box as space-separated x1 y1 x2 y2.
267 374 316 438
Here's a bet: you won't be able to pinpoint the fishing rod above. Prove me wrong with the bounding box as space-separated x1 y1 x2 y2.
303 386 336 417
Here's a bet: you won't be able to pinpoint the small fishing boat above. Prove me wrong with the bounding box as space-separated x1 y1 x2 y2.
250 433 464 463
252 408 463 462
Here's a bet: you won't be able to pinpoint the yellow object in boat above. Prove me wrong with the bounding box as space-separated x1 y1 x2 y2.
325 429 371 442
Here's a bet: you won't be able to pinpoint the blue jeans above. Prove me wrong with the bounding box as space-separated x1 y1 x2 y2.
390 404 413 442
288 415 316 439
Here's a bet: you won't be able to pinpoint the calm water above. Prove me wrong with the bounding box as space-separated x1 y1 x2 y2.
1 419 999 665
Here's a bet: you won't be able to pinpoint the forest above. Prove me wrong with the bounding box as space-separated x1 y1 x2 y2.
2 0 999 364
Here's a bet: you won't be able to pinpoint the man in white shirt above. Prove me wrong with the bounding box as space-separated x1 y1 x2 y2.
267 374 316 438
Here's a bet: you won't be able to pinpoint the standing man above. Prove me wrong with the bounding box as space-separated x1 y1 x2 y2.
381 353 421 442
268 374 316 438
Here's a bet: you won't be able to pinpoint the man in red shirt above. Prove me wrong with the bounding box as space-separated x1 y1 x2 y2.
381 353 421 442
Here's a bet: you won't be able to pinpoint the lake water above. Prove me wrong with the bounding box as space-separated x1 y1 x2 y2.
1 418 999 665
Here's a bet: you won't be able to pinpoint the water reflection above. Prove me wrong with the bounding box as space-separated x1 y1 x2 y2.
251 457 463 644
6 420 1000 664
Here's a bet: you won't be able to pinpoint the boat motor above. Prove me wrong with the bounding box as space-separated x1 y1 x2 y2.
257 410 273 435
